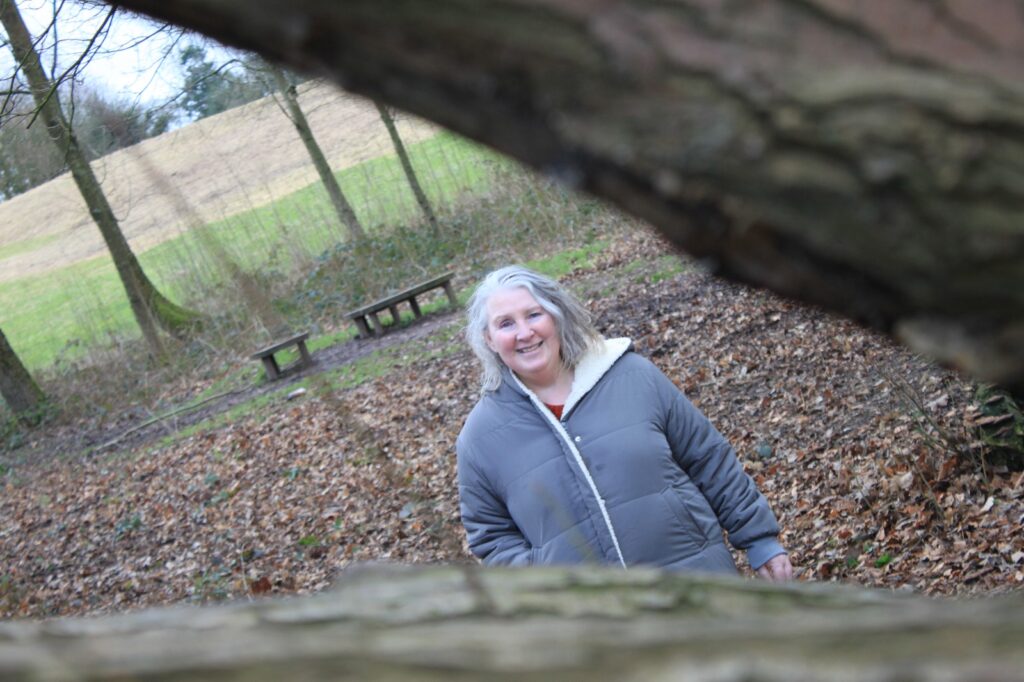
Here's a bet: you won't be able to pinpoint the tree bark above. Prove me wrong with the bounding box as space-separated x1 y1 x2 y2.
0 326 45 424
1 0 198 358
104 0 1024 390
267 66 367 242
0 565 1022 680
375 100 440 238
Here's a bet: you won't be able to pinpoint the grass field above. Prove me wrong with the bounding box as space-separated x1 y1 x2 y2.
0 131 497 371
0 234 59 261
0 83 442 281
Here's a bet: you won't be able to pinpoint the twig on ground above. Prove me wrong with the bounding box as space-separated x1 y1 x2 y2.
93 386 253 453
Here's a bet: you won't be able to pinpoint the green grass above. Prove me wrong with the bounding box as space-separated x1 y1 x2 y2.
306 328 357 353
0 132 497 371
142 132 497 277
0 234 59 260
153 390 281 448
0 256 136 370
618 254 690 285
621 258 647 274
526 241 607 279
646 254 689 283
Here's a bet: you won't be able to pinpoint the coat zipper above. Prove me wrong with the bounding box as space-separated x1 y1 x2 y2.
512 375 628 568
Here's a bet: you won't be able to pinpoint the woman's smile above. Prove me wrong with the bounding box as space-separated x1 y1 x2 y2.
484 287 563 389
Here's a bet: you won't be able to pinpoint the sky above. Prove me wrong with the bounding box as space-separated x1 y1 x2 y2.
2 0 228 106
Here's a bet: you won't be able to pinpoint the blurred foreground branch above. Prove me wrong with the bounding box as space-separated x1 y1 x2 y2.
2 565 1022 680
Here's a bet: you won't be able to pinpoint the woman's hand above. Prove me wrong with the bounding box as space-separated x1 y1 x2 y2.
756 553 794 582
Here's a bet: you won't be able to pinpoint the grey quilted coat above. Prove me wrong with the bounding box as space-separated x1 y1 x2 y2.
456 338 784 573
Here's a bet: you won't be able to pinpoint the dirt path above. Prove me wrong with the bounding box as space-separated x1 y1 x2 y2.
88 309 463 457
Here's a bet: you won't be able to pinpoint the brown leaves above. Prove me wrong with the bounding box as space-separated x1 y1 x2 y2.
587 232 1024 596
1 230 1022 619
0 337 476 618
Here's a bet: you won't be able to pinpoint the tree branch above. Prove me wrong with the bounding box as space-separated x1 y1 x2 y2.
100 0 1024 389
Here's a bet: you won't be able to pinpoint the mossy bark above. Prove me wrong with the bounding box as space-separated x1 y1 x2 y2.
0 326 45 424
375 100 440 238
1 565 1022 680
1 0 199 358
105 0 1024 390
268 67 367 242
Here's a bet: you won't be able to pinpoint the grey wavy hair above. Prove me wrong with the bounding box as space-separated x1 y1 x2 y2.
466 265 602 392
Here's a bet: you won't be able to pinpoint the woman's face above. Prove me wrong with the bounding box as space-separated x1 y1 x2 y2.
485 286 563 388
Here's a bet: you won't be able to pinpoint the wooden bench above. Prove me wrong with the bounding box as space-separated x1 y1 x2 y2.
250 332 313 380
345 271 457 338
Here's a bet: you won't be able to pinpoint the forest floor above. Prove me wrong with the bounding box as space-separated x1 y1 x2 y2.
2 231 1022 619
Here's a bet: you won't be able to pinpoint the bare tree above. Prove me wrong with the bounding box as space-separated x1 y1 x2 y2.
374 100 439 237
1 0 198 357
266 65 366 241
103 0 1024 391
0 325 45 424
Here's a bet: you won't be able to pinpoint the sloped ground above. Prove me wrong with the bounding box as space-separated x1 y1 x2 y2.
0 82 438 281
2 233 1022 619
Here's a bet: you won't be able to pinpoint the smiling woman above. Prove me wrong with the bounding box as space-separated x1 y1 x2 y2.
457 265 794 580
483 287 566 403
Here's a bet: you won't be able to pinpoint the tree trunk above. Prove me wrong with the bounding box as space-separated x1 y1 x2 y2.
0 326 45 424
267 66 367 242
0 565 1021 680
104 0 1024 391
1 0 198 358
375 100 440 238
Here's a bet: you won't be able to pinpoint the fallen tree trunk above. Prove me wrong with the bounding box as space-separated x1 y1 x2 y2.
105 0 1024 390
1 566 1022 680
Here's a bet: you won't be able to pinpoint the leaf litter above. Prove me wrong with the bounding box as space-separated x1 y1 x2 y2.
2 231 1022 619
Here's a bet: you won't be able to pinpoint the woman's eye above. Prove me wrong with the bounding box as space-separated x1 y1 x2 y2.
498 319 514 329
528 311 543 319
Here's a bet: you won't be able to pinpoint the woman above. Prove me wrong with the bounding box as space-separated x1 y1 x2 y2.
456 265 793 580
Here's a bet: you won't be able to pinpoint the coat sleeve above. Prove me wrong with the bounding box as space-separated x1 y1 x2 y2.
650 365 786 570
456 437 535 567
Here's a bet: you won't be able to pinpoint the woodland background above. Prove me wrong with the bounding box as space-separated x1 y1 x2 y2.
1 0 1022 622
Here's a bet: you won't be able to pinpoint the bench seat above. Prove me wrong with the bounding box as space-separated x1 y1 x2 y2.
250 331 313 380
344 271 457 338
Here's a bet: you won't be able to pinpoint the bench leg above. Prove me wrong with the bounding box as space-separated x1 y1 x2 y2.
443 281 458 307
261 355 281 381
353 316 371 339
388 304 401 325
368 312 385 336
409 297 423 318
297 340 313 368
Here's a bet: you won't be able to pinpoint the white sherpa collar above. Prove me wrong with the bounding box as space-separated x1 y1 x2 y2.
505 337 632 418
562 337 632 418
